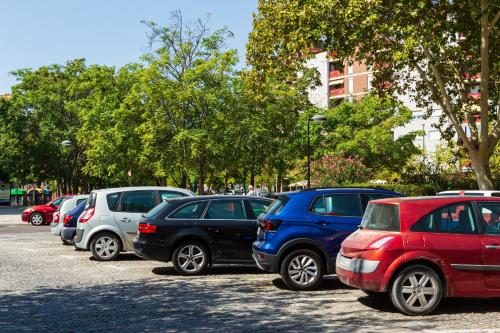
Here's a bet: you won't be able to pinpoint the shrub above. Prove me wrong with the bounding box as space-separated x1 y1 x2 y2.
310 155 370 187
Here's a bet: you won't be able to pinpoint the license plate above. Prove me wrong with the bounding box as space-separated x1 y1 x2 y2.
337 255 351 270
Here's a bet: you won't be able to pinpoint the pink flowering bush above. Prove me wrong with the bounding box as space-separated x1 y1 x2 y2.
310 155 371 186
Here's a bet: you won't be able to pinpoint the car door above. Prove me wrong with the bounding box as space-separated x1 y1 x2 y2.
200 199 250 262
475 201 500 290
308 194 363 255
411 202 485 293
114 190 156 246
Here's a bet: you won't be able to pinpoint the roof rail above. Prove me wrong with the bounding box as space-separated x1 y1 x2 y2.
299 186 394 192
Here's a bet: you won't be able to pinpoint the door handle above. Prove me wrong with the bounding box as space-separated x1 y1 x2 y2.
315 220 329 226
207 227 220 233
120 218 131 223
485 244 500 250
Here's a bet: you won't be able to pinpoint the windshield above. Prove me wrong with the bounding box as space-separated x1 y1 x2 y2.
361 203 400 231
264 196 289 215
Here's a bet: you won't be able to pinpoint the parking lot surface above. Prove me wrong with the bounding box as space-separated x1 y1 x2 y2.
0 209 499 332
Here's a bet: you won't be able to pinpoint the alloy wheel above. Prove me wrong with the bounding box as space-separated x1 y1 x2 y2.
176 245 206 273
94 236 119 260
30 213 44 226
399 271 439 312
287 254 318 286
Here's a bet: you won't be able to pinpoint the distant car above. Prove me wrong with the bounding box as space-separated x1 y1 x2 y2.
133 196 272 275
252 187 403 290
438 190 500 197
21 196 71 226
50 195 88 237
74 187 194 261
60 201 86 245
336 196 500 316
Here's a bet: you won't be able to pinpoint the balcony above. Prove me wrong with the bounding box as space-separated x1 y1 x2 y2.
329 70 344 78
329 88 345 96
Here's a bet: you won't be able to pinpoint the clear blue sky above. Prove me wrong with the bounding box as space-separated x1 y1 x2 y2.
0 0 257 92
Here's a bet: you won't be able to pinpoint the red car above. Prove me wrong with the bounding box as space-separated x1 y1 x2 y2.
21 196 70 226
336 196 500 316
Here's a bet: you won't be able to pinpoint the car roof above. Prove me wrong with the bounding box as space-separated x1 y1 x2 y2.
90 186 194 195
169 195 272 201
285 187 401 196
438 190 500 194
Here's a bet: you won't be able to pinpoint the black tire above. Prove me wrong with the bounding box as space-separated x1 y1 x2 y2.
90 232 122 261
61 236 73 245
172 241 209 275
389 265 443 316
30 212 45 226
280 249 324 290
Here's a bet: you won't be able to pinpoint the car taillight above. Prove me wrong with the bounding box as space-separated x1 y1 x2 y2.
260 219 282 232
63 215 72 226
79 208 95 223
53 212 60 224
138 223 157 234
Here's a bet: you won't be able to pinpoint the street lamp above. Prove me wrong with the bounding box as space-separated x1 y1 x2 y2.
307 115 327 188
56 140 73 196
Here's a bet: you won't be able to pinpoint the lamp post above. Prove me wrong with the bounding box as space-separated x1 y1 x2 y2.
307 115 327 188
57 140 73 196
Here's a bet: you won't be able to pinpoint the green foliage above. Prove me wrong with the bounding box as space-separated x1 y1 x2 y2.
248 0 500 189
317 96 419 172
310 155 370 186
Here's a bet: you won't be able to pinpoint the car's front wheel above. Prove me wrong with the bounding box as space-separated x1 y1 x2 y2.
30 212 44 226
172 242 209 275
90 232 121 261
280 249 324 290
390 265 443 316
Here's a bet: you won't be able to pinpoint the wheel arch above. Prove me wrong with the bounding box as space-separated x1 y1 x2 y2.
88 228 125 252
277 238 329 271
170 235 213 264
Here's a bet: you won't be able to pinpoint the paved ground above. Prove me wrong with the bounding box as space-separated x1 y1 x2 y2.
0 207 499 332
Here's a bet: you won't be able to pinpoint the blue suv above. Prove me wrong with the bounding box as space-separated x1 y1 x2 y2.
252 187 403 290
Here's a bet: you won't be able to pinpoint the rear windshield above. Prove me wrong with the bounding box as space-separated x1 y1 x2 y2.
361 203 400 231
264 196 289 215
85 192 97 210
144 200 177 218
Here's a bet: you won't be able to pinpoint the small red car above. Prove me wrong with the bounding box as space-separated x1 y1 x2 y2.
21 196 70 226
336 196 500 315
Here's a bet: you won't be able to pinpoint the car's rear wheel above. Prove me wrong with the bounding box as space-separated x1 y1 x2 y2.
90 232 121 261
172 242 209 275
390 265 443 316
280 249 324 290
30 212 44 226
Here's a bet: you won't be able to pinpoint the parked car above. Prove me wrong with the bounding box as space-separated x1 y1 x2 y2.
336 196 500 316
21 195 71 226
133 195 272 275
74 187 194 261
50 195 88 237
60 200 87 245
252 187 403 290
438 190 500 197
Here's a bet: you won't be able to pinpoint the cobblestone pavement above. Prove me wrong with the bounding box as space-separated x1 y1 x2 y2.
0 214 499 332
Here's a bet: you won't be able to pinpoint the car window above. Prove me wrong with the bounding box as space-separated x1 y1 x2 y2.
464 192 484 196
310 194 362 217
170 201 206 219
76 198 87 206
159 190 188 201
492 193 500 197
264 196 289 215
205 200 245 220
106 192 122 211
476 202 500 235
249 200 270 219
119 191 156 213
411 203 478 234
85 193 97 210
361 203 400 231
361 193 396 210
52 197 64 206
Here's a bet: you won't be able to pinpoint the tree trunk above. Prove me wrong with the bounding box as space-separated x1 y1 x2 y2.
180 170 187 189
469 149 494 190
197 153 205 195
250 171 255 187
276 169 283 193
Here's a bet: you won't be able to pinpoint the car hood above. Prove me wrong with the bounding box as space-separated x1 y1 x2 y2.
23 204 54 213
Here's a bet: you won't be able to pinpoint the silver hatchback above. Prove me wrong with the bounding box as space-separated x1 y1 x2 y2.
74 186 194 261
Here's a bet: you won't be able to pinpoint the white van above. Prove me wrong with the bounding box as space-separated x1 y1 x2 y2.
437 190 500 197
74 186 194 261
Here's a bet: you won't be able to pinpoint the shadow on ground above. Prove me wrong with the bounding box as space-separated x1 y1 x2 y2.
152 265 265 276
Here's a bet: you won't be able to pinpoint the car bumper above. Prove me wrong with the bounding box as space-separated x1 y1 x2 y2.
21 213 29 222
50 223 61 235
252 249 279 272
74 228 86 249
61 227 76 241
335 253 382 291
133 238 170 262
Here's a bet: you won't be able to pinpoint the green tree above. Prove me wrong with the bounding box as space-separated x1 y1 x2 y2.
248 0 500 189
317 96 419 172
